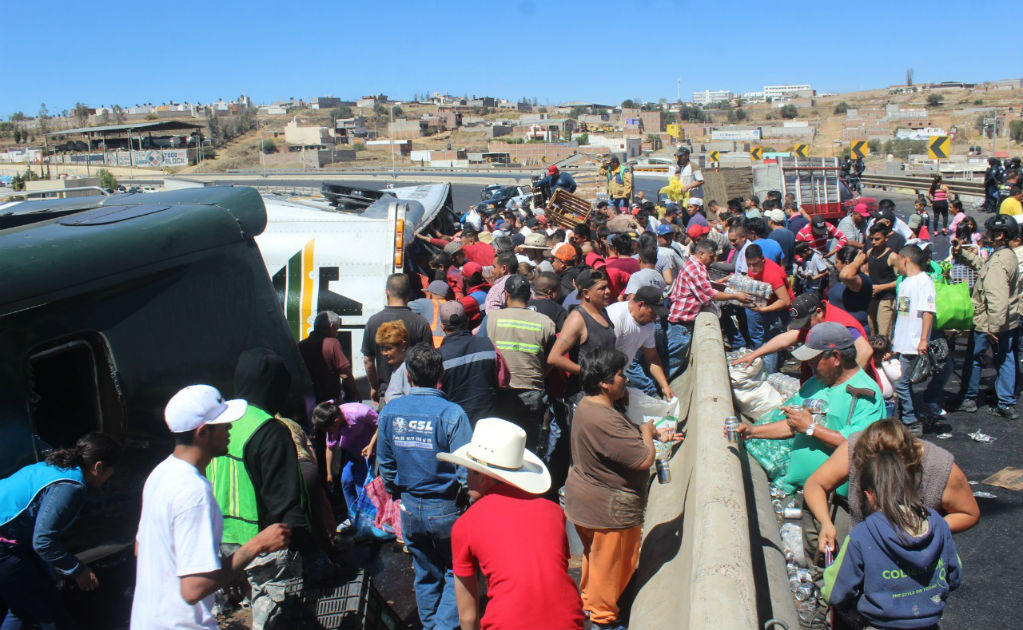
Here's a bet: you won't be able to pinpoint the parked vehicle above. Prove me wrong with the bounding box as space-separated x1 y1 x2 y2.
753 156 855 221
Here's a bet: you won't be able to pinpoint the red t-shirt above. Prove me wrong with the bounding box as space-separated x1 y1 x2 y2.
462 242 495 266
452 486 584 630
605 256 641 276
749 258 794 303
796 303 881 385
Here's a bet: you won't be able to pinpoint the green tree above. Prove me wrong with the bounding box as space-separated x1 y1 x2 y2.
780 104 798 119
391 105 404 118
72 102 90 127
575 132 588 145
621 99 635 109
373 103 388 118
331 105 354 119
260 139 276 153
38 103 50 135
646 134 663 150
569 106 589 119
1010 119 1023 144
833 101 849 114
868 139 881 153
926 94 944 107
663 111 678 125
112 105 126 124
97 168 117 190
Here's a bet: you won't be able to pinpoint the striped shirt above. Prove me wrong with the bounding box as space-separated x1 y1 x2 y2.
483 307 556 390
667 256 716 323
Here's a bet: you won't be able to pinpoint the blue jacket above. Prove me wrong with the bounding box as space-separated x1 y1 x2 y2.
824 508 960 629
440 330 498 423
377 387 472 500
536 172 577 194
0 462 86 576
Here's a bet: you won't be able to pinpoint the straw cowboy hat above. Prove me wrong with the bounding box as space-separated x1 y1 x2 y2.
437 418 551 494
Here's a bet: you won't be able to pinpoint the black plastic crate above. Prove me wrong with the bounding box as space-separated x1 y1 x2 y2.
281 568 403 630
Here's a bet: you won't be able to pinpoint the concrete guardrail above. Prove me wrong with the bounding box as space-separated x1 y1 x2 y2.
860 174 984 199
628 312 797 630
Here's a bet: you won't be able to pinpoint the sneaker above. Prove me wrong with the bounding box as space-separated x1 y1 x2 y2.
591 623 627 630
335 518 354 534
905 421 923 438
997 406 1020 420
959 399 978 413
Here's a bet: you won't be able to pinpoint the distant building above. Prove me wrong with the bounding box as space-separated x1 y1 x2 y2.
692 90 733 106
742 91 765 103
762 84 812 100
310 96 342 110
356 94 388 109
284 118 331 147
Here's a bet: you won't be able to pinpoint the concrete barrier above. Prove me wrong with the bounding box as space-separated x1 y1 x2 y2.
628 312 796 630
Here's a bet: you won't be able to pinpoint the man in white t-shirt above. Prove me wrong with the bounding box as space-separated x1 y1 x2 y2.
671 147 704 198
624 246 666 297
608 286 675 400
131 385 291 630
890 246 936 437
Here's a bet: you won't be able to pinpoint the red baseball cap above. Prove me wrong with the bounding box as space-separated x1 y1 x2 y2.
462 262 483 278
548 165 558 174
687 223 711 240
852 202 871 218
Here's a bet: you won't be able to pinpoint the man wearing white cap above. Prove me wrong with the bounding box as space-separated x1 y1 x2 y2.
441 418 584 630
131 385 291 630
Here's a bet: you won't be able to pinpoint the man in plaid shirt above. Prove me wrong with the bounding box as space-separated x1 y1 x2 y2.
665 240 752 378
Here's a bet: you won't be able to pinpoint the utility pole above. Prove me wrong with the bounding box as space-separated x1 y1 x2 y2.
677 78 681 103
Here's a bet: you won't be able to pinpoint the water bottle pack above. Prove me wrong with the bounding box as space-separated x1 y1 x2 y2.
724 274 774 307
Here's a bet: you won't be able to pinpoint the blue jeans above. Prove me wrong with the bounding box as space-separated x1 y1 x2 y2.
895 355 922 424
0 544 74 630
665 321 694 382
625 351 659 398
340 455 369 520
746 308 787 374
965 330 1018 408
399 495 461 630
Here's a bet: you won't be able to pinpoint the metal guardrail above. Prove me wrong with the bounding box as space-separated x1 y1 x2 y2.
859 174 984 198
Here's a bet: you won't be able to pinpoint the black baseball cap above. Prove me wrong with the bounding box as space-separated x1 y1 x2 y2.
633 286 668 317
811 216 827 233
788 293 824 330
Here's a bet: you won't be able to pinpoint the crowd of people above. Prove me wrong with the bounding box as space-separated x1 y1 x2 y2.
0 151 1019 630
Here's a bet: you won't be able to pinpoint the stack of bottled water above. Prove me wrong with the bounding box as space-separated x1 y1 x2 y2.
724 275 774 307
767 373 801 402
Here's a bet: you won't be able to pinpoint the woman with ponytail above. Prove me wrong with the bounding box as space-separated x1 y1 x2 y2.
0 432 121 628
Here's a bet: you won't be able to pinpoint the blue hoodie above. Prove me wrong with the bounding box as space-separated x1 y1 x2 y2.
824 508 961 629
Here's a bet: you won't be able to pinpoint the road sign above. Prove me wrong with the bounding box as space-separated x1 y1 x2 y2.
750 147 763 161
666 124 681 139
794 144 809 158
928 135 950 160
709 150 720 163
851 140 868 160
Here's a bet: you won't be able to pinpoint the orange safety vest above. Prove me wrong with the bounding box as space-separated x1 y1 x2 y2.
427 296 446 347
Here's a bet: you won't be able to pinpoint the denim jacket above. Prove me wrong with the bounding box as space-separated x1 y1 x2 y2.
0 478 86 576
377 387 471 500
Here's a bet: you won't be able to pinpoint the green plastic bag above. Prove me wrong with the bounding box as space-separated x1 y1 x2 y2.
935 280 973 331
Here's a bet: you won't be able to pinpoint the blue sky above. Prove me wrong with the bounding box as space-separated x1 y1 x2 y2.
3 0 1020 116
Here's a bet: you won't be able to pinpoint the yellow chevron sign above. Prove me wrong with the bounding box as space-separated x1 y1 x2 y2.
851 140 868 160
794 144 809 158
709 150 720 163
928 136 950 160
750 147 763 161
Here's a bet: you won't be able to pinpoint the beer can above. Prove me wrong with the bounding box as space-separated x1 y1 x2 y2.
655 458 671 484
725 416 740 443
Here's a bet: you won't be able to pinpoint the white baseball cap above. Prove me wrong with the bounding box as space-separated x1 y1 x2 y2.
164 385 247 433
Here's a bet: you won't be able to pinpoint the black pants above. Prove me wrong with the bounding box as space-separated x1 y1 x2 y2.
0 543 75 629
931 200 949 230
495 388 545 451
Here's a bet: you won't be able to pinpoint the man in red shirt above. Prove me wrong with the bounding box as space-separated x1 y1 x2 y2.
460 227 496 267
441 418 584 630
744 244 794 374
732 292 877 384
796 215 847 256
